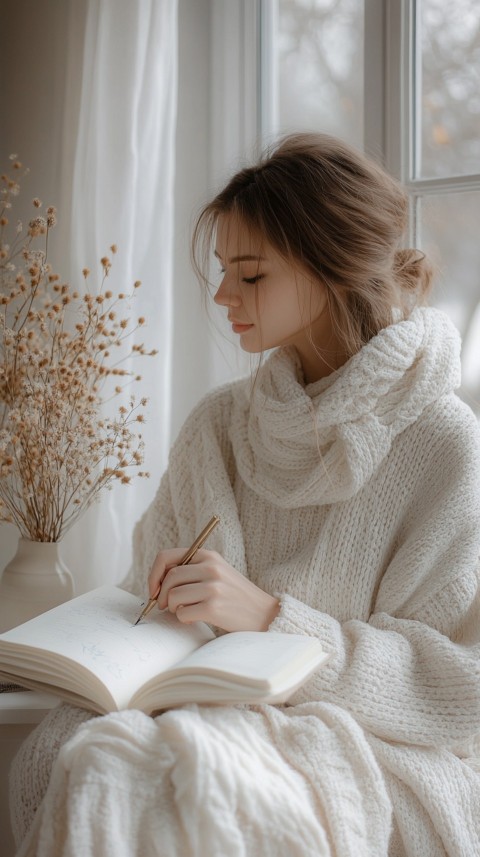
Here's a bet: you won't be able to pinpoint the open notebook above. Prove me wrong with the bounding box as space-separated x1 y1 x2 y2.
0 586 330 715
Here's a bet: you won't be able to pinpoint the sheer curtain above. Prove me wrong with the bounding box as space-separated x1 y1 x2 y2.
60 0 178 592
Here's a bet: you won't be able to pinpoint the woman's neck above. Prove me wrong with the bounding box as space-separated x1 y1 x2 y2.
294 340 349 385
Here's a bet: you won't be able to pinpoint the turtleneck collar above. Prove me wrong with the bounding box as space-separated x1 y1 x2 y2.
228 307 461 508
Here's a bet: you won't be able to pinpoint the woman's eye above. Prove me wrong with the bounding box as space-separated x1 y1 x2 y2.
242 274 265 285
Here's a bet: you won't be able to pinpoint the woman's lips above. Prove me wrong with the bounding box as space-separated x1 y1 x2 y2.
231 322 253 334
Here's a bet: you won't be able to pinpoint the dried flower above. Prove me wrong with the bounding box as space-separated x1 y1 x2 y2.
46 207 57 228
0 160 156 542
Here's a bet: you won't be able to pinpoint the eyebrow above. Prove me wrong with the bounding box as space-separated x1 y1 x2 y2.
214 250 265 263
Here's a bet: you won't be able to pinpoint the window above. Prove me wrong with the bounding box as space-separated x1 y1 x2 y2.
385 0 480 408
258 0 480 408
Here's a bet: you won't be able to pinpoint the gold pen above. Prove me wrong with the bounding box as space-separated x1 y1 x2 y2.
133 515 220 625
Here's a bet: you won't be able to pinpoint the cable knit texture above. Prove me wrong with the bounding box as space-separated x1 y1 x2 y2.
10 307 480 857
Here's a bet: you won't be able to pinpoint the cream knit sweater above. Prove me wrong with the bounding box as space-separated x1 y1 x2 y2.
10 307 480 856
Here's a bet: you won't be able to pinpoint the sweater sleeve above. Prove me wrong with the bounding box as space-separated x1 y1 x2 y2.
120 382 239 598
269 411 480 749
120 469 180 597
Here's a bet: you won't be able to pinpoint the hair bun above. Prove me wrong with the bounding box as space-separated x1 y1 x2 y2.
393 249 433 298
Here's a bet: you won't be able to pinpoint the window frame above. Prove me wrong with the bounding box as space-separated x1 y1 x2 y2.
384 0 480 246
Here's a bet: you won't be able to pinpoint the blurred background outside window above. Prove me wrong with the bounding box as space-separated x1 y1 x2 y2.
275 0 364 147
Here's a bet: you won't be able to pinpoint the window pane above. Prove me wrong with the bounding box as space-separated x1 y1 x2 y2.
417 0 480 178
420 191 480 409
275 0 364 148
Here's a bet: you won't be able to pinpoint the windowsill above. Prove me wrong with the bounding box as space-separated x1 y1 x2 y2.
0 692 59 725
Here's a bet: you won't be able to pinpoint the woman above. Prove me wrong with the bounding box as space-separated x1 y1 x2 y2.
11 133 480 856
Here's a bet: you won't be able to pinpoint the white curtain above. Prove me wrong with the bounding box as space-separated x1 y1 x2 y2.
60 0 178 593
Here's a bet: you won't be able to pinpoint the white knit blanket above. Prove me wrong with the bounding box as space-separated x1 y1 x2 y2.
17 702 393 857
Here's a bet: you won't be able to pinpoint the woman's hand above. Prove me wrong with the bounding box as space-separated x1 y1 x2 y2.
148 548 280 632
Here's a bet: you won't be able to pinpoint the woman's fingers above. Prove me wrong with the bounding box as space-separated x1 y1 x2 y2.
154 556 220 616
158 578 206 612
148 548 183 597
147 548 208 597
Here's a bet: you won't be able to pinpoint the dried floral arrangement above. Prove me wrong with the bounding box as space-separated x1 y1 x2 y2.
0 157 157 542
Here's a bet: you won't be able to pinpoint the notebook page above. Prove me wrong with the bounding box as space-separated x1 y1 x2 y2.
157 630 326 687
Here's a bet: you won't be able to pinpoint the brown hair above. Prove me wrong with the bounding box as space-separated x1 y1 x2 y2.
192 132 433 357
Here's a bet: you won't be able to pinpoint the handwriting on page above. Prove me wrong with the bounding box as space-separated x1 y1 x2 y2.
37 588 212 686
50 593 160 679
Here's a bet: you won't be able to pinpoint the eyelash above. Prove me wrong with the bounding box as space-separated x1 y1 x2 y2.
218 268 264 286
242 275 264 285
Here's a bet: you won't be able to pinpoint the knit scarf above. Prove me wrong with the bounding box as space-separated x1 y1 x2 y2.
228 307 461 507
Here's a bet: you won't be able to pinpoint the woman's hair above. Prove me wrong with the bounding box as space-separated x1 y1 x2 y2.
192 132 433 357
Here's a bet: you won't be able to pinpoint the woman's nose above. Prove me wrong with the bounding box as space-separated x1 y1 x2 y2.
213 277 241 307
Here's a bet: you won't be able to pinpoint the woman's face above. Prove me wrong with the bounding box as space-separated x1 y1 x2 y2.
213 214 344 381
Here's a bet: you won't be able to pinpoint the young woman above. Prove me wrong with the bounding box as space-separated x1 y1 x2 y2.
11 133 480 857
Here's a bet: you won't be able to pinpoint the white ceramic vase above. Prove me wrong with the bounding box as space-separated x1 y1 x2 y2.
0 538 75 632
